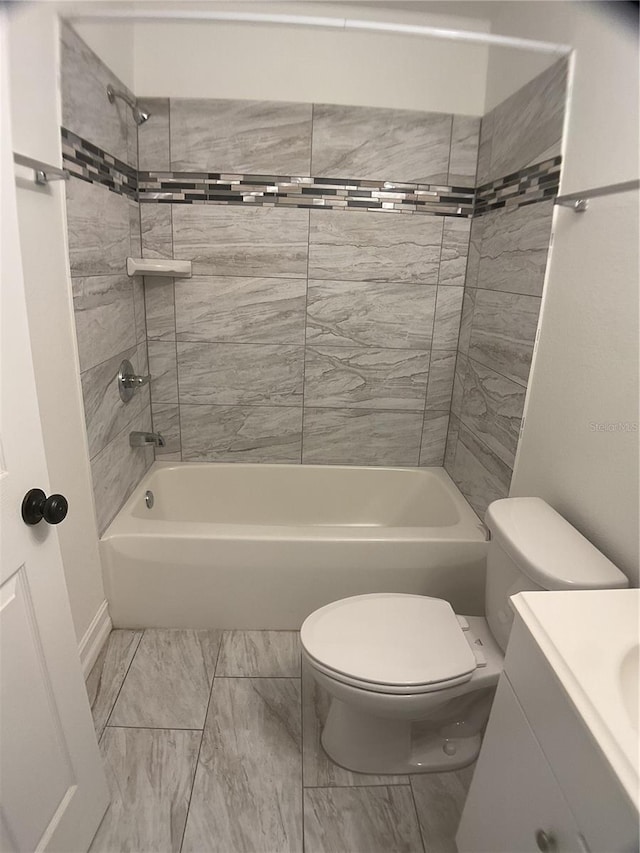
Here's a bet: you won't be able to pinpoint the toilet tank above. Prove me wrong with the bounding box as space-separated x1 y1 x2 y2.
484 497 628 652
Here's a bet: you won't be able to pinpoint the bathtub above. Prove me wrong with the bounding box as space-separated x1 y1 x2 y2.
100 463 489 629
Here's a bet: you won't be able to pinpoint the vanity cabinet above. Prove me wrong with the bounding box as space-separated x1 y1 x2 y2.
457 598 639 853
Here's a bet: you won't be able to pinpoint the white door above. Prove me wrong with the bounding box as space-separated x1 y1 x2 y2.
0 11 109 852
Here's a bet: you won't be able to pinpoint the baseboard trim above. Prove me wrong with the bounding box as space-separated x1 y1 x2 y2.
78 600 112 678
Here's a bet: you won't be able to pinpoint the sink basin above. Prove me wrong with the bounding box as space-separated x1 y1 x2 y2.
620 643 639 732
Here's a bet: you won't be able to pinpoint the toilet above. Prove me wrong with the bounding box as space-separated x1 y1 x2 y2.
301 497 628 774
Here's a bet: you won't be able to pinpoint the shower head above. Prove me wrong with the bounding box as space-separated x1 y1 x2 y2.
106 84 151 125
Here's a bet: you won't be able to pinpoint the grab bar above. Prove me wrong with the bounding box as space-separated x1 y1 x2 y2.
13 152 70 186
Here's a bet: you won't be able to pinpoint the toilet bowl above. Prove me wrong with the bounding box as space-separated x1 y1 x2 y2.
301 498 629 775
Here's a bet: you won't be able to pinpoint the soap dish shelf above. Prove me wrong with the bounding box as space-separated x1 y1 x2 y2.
126 257 192 278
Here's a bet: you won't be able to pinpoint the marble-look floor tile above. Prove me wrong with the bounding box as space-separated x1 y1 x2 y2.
85 630 142 740
311 103 452 183
425 350 457 411
448 115 481 187
66 178 131 277
151 403 181 456
90 407 154 535
147 340 179 404
476 200 554 297
432 287 464 350
141 204 173 259
89 727 200 853
419 411 450 466
307 280 436 350
305 346 429 411
410 768 474 853
468 289 541 386
309 210 443 284
175 276 306 345
302 668 408 788
177 342 304 407
138 98 170 171
449 423 512 518
182 677 302 853
180 403 302 463
170 98 313 174
173 205 309 278
72 274 136 373
110 629 222 729
217 631 301 677
303 786 423 853
460 357 527 468
438 218 471 287
144 276 176 341
302 408 423 466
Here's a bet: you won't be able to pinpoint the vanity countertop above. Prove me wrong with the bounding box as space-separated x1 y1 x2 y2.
511 588 639 808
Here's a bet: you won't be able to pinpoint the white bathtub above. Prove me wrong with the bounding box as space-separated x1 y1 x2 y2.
100 463 489 629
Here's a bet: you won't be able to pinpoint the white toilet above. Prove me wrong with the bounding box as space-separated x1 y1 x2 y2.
300 497 628 774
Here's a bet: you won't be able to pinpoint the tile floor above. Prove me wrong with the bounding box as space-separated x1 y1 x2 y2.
86 629 474 853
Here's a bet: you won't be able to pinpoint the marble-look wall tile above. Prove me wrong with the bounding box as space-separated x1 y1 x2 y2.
110 629 221 728
180 404 302 463
448 115 481 187
309 210 443 284
60 22 134 165
444 412 461 472
72 274 136 372
411 768 473 853
302 408 423 466
90 407 154 534
485 57 567 182
66 178 130 276
439 218 471 287
89 727 200 853
465 216 484 289
148 341 178 404
311 104 452 183
425 350 457 411
171 99 313 174
450 354 467 418
152 404 181 456
217 631 301 677
177 342 303 407
173 205 309 278
448 423 512 517
460 357 526 468
138 98 170 171
476 112 493 186
304 786 423 853
468 289 541 386
419 411 450 466
133 279 146 343
141 205 173 259
476 200 554 297
432 286 464 350
129 200 141 258
81 344 145 458
307 280 437 350
175 276 306 345
457 288 477 357
144 277 176 340
181 678 302 853
85 630 142 740
304 346 430 411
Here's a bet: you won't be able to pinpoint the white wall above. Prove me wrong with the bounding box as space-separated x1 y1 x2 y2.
127 2 491 114
8 4 110 644
71 19 135 91
499 2 640 584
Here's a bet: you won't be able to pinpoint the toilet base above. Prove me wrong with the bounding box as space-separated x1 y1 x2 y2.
321 698 483 774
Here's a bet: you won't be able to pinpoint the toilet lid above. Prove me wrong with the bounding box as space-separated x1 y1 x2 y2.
300 593 477 688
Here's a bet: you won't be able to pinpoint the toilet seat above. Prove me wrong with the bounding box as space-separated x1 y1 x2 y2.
301 593 477 695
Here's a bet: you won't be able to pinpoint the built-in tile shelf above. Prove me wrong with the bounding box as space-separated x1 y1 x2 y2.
126 258 192 278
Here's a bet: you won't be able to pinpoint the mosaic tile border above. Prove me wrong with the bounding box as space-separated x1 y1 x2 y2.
60 128 561 218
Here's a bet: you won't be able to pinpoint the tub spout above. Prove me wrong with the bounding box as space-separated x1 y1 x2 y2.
129 431 166 448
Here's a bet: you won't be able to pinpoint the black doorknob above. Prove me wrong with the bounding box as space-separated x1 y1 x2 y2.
22 488 68 526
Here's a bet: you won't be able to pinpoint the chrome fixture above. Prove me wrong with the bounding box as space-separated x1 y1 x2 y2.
106 84 151 125
13 152 70 185
554 178 640 213
144 490 154 509
118 359 151 403
130 431 166 448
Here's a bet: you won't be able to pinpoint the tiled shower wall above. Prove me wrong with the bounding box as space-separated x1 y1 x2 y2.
136 100 481 466
444 59 567 516
61 23 153 534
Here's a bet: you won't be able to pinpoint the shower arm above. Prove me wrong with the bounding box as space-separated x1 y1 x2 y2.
106 84 136 112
